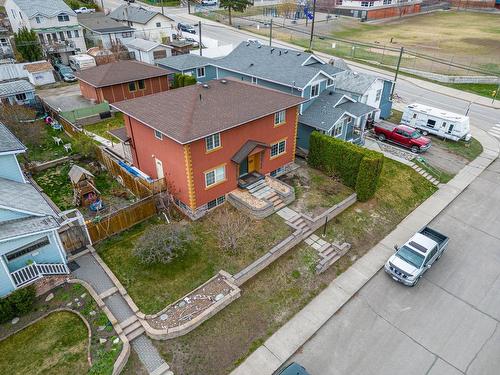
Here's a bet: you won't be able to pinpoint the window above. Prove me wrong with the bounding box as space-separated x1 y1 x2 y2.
156 22 161 27
274 110 286 126
73 30 79 38
205 165 225 187
11 9 15 19
66 30 72 38
311 83 320 98
375 89 382 102
138 79 145 90
270 139 286 158
205 133 221 151
369 1 374 6
270 166 286 177
154 129 163 140
59 32 65 41
251 76 257 84
447 124 454 134
15 93 27 101
207 195 225 210
153 50 167 59
128 81 137 92
333 122 343 137
412 113 417 119
336 0 343 4
122 31 132 38
35 16 41 23
361 1 369 6
383 0 392 4
6 237 50 261
52 33 58 42
0 38 9 47
426 119 436 128
197 67 205 78
327 78 334 87
58 14 69 22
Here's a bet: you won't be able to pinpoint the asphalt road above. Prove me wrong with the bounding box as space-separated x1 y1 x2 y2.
290 158 500 375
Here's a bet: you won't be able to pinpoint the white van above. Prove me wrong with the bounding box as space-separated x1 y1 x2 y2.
401 103 471 142
69 54 96 71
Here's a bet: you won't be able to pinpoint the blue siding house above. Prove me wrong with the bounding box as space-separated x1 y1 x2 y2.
155 42 392 149
0 123 70 297
0 80 35 106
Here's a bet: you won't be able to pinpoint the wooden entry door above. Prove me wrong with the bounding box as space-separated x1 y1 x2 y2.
248 153 260 173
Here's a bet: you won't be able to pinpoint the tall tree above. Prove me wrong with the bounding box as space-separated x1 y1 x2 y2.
219 0 252 26
14 27 43 62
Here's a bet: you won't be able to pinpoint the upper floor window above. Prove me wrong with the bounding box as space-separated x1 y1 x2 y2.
270 139 286 158
205 133 221 152
67 30 72 38
154 129 163 140
58 14 70 22
383 0 392 4
333 122 343 137
11 9 15 19
35 16 41 24
251 76 257 84
205 165 225 187
138 79 145 90
311 83 320 98
327 78 334 87
197 67 205 78
156 22 161 27
74 30 80 38
274 110 286 126
128 81 136 92
375 89 382 102
122 31 132 38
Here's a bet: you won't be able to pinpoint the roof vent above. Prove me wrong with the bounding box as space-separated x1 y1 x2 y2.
284 50 288 54
202 84 209 88
270 48 275 54
279 51 282 56
329 91 333 95
221 79 227 84
257 45 262 48
246 42 250 46
297 53 301 56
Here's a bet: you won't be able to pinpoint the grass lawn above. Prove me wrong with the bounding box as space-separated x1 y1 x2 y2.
385 109 403 124
25 125 75 163
97 208 292 314
443 83 498 100
139 0 180 6
0 311 89 375
120 159 437 375
84 113 125 141
414 159 454 184
431 137 483 162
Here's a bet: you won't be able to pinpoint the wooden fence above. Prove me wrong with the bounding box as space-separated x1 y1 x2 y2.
86 197 157 244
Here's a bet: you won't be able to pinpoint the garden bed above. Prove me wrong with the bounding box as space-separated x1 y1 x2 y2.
0 283 122 375
97 207 292 314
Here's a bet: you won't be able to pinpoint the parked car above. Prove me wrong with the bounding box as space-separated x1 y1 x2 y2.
201 0 217 5
384 226 449 287
184 37 199 48
54 63 76 82
277 362 310 375
401 103 472 142
374 123 431 153
178 22 196 34
74 7 95 14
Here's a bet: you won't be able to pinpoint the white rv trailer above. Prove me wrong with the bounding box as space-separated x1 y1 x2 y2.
401 103 471 142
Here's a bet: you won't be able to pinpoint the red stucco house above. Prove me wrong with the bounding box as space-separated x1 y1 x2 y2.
112 78 304 219
76 60 172 104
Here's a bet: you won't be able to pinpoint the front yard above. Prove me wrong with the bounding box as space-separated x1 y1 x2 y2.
97 208 291 314
118 158 437 375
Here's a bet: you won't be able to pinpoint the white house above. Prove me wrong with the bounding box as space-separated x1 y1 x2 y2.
126 38 171 65
78 13 135 50
109 4 175 44
5 0 86 64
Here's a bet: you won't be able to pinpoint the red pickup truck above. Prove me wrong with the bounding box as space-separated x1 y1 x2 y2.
374 123 431 153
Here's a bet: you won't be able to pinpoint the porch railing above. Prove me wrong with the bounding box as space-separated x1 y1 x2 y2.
10 263 70 288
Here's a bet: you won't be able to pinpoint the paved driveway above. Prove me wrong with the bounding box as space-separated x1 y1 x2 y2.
290 159 500 375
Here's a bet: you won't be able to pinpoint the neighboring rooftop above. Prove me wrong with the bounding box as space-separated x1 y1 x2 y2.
109 4 173 24
75 60 173 87
126 38 167 52
24 61 53 73
335 70 379 95
112 78 304 144
9 0 75 19
0 122 26 153
78 12 135 34
213 42 344 89
156 54 213 71
0 79 34 98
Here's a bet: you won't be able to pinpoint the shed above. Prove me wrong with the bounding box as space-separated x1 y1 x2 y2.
69 165 100 207
0 79 35 105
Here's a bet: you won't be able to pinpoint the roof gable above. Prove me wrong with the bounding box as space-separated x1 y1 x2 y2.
0 122 26 154
109 4 171 24
11 0 75 19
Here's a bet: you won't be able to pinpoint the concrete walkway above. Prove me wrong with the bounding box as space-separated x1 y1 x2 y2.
230 126 499 375
72 253 171 375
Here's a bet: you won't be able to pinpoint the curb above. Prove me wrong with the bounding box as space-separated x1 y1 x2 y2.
230 126 499 375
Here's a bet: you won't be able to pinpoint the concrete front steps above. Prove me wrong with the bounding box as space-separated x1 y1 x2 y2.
120 315 145 342
247 179 286 212
286 213 313 238
411 164 440 186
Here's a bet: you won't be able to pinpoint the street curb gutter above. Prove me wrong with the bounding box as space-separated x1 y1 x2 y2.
230 125 499 375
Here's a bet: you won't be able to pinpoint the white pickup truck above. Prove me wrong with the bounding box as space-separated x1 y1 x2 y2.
384 226 449 287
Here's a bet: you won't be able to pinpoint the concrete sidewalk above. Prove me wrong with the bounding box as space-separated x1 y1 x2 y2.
230 126 499 375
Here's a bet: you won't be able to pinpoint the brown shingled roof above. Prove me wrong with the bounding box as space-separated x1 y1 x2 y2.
75 60 173 88
24 61 53 73
112 78 304 145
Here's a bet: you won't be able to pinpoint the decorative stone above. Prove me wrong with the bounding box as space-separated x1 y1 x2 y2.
215 293 224 302
80 293 87 299
159 313 168 321
89 310 97 316
178 301 186 308
74 298 79 302
99 338 107 344
113 337 120 344
45 293 54 302
98 325 106 331
66 302 73 307
11 317 19 325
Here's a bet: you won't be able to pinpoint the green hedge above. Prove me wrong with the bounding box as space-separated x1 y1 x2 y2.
0 285 37 324
308 132 384 201
172 73 197 89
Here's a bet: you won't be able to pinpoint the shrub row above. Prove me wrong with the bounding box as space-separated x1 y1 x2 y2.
308 132 384 201
172 73 197 89
0 285 37 324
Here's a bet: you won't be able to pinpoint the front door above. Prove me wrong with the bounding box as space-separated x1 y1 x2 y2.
248 153 260 173
155 158 164 179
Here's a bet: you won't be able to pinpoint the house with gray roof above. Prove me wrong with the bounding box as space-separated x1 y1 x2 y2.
78 12 135 50
0 79 35 105
156 54 217 82
109 4 175 43
0 123 70 297
126 38 172 65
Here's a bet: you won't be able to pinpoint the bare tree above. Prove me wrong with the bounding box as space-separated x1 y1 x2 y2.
207 205 250 254
0 105 42 147
278 0 297 26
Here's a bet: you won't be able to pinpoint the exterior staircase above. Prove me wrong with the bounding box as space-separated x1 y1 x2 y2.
120 315 145 342
411 164 440 186
246 179 286 211
10 262 70 288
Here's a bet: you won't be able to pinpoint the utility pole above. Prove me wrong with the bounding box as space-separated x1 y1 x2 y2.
308 0 316 51
390 46 404 100
269 18 273 47
100 0 104 11
188 1 191 14
161 0 164 16
198 22 202 56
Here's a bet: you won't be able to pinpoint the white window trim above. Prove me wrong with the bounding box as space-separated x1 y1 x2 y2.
205 133 221 152
274 110 286 126
197 67 206 78
154 129 163 140
270 139 286 159
327 78 334 87
205 165 226 187
311 83 320 98
251 76 258 84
